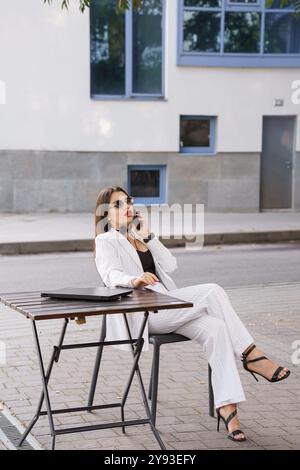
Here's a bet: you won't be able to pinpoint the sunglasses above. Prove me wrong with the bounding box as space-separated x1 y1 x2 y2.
110 196 134 209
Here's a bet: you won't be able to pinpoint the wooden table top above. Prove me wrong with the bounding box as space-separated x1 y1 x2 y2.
0 289 193 321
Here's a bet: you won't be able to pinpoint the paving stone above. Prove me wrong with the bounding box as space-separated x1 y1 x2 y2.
1 282 299 450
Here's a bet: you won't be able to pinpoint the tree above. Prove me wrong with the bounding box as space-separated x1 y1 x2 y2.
44 0 300 16
44 0 142 13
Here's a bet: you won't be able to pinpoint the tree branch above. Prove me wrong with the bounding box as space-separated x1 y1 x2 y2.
44 0 143 13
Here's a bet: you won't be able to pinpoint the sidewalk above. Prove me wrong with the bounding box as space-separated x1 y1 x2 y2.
0 282 299 450
1 211 300 255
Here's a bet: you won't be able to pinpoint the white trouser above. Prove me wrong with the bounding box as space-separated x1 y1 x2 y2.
147 282 254 409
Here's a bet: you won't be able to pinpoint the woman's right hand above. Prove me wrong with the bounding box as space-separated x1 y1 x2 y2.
132 272 159 288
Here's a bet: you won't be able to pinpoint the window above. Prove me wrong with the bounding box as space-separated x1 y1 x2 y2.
178 0 300 67
264 5 300 53
228 0 260 4
180 116 217 154
128 165 167 204
90 0 164 98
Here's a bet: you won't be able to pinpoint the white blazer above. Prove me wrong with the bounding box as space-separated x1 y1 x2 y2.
94 226 178 352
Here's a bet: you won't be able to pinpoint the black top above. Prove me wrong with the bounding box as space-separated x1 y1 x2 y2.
136 249 157 276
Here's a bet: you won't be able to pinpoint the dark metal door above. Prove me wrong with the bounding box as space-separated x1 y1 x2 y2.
260 116 295 210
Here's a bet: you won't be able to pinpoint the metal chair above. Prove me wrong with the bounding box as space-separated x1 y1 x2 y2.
87 315 215 425
148 333 214 425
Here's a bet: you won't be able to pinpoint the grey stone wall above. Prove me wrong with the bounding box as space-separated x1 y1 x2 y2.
0 150 263 213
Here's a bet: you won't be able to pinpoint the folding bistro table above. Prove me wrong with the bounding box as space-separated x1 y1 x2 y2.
0 289 193 450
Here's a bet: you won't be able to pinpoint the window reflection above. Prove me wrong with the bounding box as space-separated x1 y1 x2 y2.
184 11 222 52
264 13 300 53
180 118 210 148
130 170 160 197
132 0 162 94
224 12 261 53
90 0 125 95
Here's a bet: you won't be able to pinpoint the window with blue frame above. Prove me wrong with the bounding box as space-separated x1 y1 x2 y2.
180 116 217 154
90 0 164 98
178 0 300 67
128 165 166 204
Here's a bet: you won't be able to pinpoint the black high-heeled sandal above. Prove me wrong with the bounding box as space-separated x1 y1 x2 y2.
242 344 290 383
216 407 246 442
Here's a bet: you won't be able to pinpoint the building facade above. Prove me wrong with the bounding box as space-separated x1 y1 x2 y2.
0 0 299 212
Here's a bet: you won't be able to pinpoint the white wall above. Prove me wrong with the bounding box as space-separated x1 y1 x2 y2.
0 0 299 152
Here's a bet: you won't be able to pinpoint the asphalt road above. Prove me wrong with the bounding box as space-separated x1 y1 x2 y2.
0 241 300 293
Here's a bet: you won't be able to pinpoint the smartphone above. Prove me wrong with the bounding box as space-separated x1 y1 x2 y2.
132 207 141 231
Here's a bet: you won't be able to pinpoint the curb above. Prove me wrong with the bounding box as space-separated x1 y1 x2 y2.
203 229 300 245
0 237 186 255
1 230 300 255
0 403 43 450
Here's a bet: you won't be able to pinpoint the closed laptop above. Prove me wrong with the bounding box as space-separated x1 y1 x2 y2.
40 287 133 301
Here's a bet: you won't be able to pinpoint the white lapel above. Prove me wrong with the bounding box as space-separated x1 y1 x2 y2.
108 226 143 271
107 227 176 291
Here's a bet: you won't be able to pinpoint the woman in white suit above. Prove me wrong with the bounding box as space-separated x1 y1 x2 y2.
94 186 290 443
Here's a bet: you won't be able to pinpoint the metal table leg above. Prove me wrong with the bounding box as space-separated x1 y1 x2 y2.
17 318 68 449
87 316 106 410
122 312 166 450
